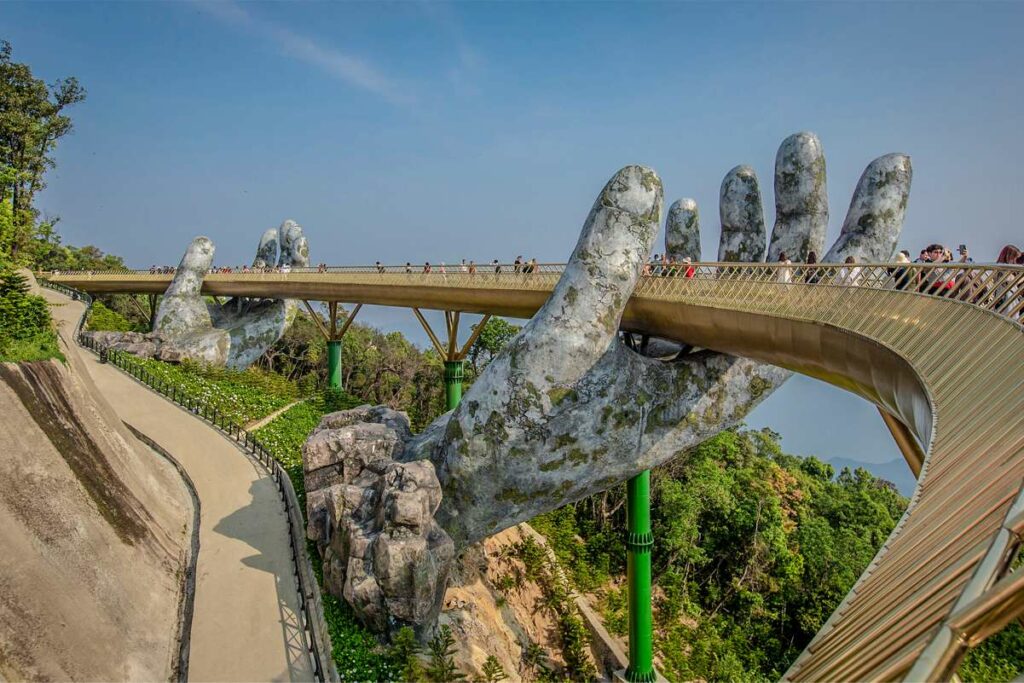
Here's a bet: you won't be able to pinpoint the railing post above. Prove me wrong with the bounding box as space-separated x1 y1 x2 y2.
443 360 464 411
327 339 343 390
626 470 656 683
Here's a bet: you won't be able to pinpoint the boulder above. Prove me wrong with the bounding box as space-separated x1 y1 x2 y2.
304 406 453 639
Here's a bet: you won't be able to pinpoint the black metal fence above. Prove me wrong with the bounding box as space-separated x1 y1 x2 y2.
38 278 337 682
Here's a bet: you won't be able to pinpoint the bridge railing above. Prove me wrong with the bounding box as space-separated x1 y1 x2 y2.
43 262 1024 325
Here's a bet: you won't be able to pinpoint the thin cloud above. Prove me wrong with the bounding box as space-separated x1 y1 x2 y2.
192 1 413 105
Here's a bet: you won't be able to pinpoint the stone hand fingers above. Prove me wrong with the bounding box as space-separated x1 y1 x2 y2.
492 165 662 388
154 237 215 336
666 199 700 262
824 153 912 263
768 132 828 262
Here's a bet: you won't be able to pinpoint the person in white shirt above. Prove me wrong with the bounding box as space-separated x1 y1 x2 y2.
835 255 861 286
777 252 793 283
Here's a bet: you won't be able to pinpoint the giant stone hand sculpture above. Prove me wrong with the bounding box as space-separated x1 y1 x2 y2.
304 133 912 636
152 220 309 368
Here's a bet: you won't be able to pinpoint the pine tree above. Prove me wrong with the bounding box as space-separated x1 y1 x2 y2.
479 656 507 682
426 625 466 682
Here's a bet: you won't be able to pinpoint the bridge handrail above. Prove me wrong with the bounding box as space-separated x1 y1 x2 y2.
42 262 1024 326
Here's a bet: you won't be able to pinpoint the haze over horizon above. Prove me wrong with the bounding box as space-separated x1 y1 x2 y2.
6 0 1022 476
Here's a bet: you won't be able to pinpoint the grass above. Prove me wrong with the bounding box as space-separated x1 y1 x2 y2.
128 356 299 425
0 329 64 363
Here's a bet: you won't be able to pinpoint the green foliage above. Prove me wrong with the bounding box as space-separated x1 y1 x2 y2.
0 264 61 361
124 356 298 425
960 623 1024 682
322 385 361 412
34 242 126 273
532 427 920 681
531 504 618 592
85 300 141 332
426 625 467 682
479 655 507 682
1 40 86 264
467 317 521 373
258 308 455 430
389 627 424 682
509 537 596 681
521 642 551 681
321 589 397 682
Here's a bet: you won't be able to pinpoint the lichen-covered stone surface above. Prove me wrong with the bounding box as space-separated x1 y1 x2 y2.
718 165 766 262
305 133 912 635
665 198 700 261
768 131 829 262
304 406 454 639
142 220 308 368
824 153 912 263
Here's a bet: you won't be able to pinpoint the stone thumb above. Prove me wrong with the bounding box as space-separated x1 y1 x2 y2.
166 236 214 298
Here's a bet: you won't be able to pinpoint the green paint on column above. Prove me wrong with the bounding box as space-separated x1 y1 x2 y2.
626 470 656 683
327 339 343 390
443 360 464 410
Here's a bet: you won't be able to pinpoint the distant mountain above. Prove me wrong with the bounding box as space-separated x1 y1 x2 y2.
825 457 918 497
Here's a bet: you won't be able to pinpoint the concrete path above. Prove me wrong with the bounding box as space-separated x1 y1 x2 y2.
43 289 314 682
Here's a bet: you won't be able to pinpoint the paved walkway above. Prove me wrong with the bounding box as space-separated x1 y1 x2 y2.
44 289 313 682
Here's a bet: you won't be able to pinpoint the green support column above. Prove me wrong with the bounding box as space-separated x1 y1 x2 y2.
443 360 464 410
626 470 656 683
327 339 343 390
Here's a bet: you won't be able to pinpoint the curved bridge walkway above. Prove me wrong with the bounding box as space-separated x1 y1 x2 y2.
42 288 313 682
50 262 1024 681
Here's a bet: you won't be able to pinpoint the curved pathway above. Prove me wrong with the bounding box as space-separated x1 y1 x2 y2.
43 289 313 682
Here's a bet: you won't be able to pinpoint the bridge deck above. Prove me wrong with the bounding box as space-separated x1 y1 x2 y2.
48 262 1024 681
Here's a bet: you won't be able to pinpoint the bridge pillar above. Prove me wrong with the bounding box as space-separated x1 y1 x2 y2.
327 339 343 390
444 360 464 410
412 309 492 412
625 470 656 683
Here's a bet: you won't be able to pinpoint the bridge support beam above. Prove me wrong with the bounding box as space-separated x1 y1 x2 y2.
412 309 491 412
626 470 656 683
303 300 361 395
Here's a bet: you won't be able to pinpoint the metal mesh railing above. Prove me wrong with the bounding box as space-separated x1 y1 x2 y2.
42 262 1024 325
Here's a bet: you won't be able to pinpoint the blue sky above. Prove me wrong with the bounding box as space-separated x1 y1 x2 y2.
6 1 1023 477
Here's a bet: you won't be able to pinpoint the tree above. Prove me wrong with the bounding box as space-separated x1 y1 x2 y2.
0 40 86 262
389 626 424 682
467 317 520 372
479 656 508 682
426 625 466 682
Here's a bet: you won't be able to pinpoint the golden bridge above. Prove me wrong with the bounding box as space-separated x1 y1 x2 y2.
47 262 1024 681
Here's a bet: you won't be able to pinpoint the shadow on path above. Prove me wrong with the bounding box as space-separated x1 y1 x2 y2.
214 471 314 682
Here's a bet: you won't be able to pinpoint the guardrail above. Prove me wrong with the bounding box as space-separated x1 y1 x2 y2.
38 278 338 683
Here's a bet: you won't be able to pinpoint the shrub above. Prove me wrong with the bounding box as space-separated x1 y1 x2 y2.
85 300 139 332
0 266 61 362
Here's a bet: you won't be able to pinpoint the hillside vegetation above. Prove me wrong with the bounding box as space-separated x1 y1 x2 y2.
531 427 1022 682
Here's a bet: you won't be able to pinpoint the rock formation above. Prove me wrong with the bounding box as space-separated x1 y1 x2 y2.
305 132 913 634
304 406 454 639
